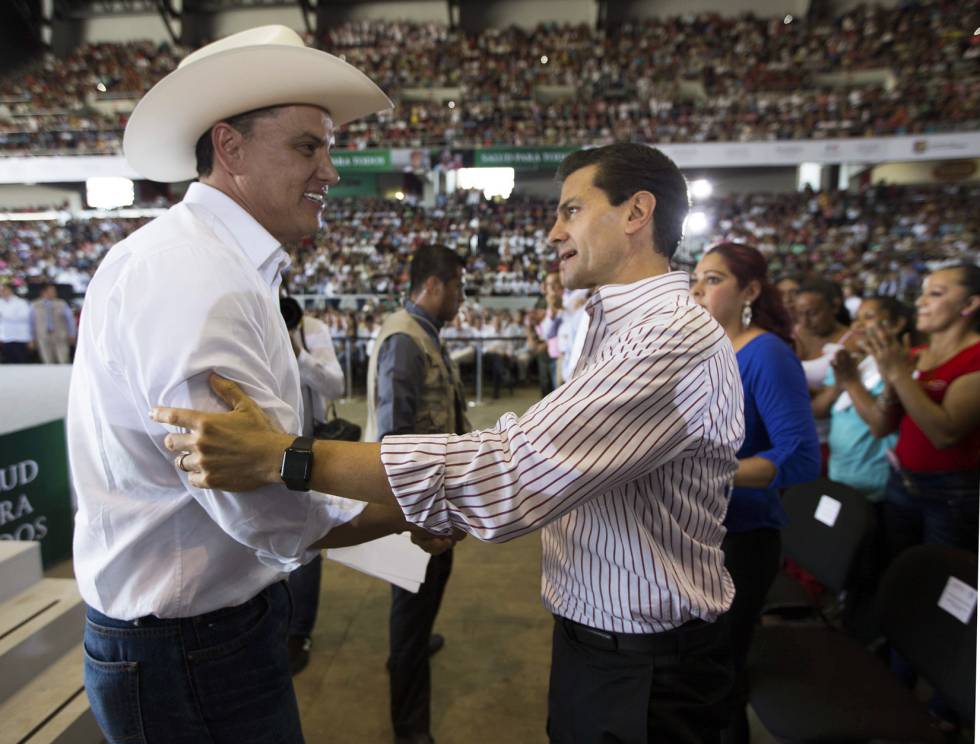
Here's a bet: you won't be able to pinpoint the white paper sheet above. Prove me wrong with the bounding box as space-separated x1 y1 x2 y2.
937 576 978 624
814 495 842 528
326 532 431 593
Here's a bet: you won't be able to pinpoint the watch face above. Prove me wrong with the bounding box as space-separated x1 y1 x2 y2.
282 449 312 481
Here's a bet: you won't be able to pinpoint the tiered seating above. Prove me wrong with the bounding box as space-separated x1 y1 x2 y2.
0 541 100 743
3 184 976 301
0 2 976 153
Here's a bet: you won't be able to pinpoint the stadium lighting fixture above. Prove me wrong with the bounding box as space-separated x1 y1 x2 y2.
784 14 793 24
690 179 713 200
458 167 515 199
86 177 134 209
685 210 709 235
394 191 405 201
540 55 549 64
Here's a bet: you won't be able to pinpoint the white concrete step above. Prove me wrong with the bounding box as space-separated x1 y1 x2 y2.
0 642 101 744
0 540 43 605
0 578 85 705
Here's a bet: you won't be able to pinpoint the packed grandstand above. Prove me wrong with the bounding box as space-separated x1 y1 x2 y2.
1 2 978 154
0 1 978 307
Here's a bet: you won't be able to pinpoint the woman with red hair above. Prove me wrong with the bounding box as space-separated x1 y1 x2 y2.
691 242 821 744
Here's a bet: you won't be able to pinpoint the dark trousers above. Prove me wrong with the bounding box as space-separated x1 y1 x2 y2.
720 528 782 744
536 352 556 397
287 553 322 638
484 352 513 398
0 341 31 363
547 616 733 744
882 469 979 561
389 548 453 738
83 581 303 744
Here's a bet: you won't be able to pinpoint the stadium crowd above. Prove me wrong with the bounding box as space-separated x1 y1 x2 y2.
2 182 975 301
1 1 978 153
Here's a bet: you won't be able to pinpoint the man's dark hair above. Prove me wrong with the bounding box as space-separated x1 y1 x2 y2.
555 143 690 260
409 244 465 295
194 106 280 178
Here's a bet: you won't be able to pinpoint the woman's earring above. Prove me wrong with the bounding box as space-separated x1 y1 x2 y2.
741 302 753 329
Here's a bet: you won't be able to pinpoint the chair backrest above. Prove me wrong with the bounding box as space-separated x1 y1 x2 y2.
781 477 873 592
879 544 978 722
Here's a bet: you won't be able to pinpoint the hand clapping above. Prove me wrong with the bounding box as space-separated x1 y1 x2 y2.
830 347 860 384
863 323 912 383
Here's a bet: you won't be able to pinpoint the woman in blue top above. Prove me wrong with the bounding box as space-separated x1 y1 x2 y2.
691 242 821 744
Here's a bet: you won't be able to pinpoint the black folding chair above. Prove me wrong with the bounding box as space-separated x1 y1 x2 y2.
748 544 977 743
762 478 873 620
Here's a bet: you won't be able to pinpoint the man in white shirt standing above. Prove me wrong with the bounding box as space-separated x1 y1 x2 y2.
0 283 32 363
68 26 450 744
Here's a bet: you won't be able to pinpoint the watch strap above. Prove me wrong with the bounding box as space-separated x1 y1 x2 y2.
281 436 315 491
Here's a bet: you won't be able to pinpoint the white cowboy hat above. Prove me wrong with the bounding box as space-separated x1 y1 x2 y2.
123 25 393 182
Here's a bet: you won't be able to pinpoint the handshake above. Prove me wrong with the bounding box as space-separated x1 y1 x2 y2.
408 525 467 556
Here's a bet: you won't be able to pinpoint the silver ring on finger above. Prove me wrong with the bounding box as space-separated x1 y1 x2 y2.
176 452 191 472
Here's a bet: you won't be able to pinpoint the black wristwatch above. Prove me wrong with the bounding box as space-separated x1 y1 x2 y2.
280 436 315 491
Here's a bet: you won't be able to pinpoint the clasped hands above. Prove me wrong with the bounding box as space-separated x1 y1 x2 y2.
830 321 913 386
150 372 464 556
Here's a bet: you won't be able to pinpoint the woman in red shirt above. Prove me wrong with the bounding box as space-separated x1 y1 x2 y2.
863 263 980 559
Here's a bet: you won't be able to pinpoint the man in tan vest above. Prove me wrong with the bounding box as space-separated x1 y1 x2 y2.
365 243 470 744
29 283 76 363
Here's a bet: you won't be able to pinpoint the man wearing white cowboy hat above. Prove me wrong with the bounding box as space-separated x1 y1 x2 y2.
67 25 453 743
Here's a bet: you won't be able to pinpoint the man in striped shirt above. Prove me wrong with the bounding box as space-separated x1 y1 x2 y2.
155 143 745 743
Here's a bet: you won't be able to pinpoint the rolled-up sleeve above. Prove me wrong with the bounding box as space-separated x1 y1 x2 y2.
375 333 426 438
117 248 364 572
381 316 722 542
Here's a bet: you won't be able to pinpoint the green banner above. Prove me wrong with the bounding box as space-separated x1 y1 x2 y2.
331 149 392 172
0 420 73 567
473 147 575 170
328 174 379 198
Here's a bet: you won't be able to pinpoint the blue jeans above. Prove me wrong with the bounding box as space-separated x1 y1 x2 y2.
83 581 304 744
287 553 321 638
882 468 979 561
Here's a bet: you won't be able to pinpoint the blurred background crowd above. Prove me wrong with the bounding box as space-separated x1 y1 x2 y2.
1 1 978 154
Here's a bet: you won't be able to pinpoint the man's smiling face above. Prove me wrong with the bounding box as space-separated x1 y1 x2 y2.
234 105 339 245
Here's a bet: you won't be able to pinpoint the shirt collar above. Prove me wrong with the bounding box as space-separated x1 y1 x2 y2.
182 182 289 286
405 299 443 336
588 271 692 335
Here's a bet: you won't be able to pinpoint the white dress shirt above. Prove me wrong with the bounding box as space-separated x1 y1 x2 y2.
0 294 32 342
381 273 744 634
68 182 364 620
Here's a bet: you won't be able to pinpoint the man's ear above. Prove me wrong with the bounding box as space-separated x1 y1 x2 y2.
421 275 442 298
211 122 247 176
624 191 656 237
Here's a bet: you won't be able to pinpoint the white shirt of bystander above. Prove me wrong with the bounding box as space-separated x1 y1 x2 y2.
0 292 32 343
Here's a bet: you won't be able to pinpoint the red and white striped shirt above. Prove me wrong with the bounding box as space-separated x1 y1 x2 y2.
381 272 744 633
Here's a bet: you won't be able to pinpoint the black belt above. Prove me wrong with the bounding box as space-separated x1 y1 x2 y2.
87 581 284 629
558 615 711 653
